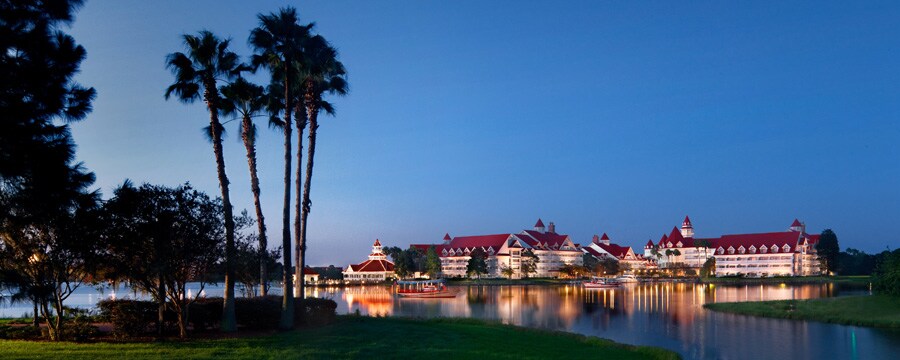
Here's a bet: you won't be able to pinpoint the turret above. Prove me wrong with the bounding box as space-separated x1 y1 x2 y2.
681 216 694 238
534 218 545 233
369 239 386 260
443 233 452 245
789 219 804 233
600 233 611 245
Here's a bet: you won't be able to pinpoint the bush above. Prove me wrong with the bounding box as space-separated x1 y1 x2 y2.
188 297 223 331
295 298 337 326
235 296 281 330
97 299 159 338
873 249 900 296
0 325 43 340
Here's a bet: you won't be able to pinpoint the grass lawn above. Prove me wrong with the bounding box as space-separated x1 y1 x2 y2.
704 295 900 328
0 315 679 360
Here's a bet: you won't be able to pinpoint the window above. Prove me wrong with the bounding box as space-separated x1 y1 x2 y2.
738 246 745 254
717 248 725 254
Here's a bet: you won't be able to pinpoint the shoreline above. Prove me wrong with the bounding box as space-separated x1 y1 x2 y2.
703 294 900 328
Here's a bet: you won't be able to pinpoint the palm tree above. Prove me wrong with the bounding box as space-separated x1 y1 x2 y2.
165 30 240 332
219 76 270 296
249 7 312 329
296 35 348 300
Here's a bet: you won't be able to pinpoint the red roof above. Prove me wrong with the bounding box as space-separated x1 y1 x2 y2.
807 234 820 245
594 243 631 258
302 267 319 275
710 231 802 252
534 219 545 228
791 219 802 227
683 216 692 227
645 239 655 248
349 259 395 273
667 227 693 247
521 230 572 250
600 233 610 240
373 239 381 247
657 234 668 247
443 233 451 241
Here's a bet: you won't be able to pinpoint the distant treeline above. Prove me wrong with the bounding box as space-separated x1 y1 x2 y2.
837 248 893 276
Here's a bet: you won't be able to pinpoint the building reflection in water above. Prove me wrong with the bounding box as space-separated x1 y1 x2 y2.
329 281 891 360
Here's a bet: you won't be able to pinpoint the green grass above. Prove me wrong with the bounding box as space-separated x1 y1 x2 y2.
0 315 679 360
700 275 871 284
704 294 900 328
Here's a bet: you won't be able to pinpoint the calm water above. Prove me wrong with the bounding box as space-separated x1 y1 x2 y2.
3 282 898 359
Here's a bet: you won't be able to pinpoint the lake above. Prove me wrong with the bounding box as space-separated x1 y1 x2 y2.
3 281 898 359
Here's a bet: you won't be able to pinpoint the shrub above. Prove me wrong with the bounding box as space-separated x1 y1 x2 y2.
873 249 900 296
0 325 43 340
295 298 337 326
235 296 281 330
188 297 223 331
97 299 159 338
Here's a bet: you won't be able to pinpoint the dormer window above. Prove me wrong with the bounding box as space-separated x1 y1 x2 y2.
738 246 746 254
667 242 673 248
717 247 725 255
760 246 767 254
749 245 757 254
676 242 683 247
442 249 448 256
728 246 735 254
783 244 791 252
487 247 494 255
771 245 779 253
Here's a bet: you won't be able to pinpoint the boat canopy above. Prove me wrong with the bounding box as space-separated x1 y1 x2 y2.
396 279 446 285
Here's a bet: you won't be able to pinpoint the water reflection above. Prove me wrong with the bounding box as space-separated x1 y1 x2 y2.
2 282 897 359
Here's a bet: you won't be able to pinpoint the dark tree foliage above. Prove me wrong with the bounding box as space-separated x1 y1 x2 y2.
311 265 343 281
582 253 600 275
597 257 620 276
467 248 488 279
232 211 281 297
700 257 716 278
386 247 421 279
100 182 224 338
816 229 840 274
425 246 442 279
520 249 539 278
0 0 95 181
0 1 97 340
837 248 878 276
873 249 900 296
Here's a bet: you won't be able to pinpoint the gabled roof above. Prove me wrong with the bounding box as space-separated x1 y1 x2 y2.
534 218 545 228
645 239 655 248
667 227 693 247
302 267 319 275
594 243 631 258
521 230 572 249
600 233 610 240
657 234 668 247
711 231 802 252
443 233 451 241
373 239 381 247
683 216 692 227
348 259 394 273
791 219 802 227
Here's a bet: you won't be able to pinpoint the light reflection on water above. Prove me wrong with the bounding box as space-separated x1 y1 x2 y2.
3 282 898 359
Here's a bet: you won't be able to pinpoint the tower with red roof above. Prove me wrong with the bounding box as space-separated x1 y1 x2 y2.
681 216 694 238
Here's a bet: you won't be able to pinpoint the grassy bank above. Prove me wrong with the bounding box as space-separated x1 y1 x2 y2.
0 315 679 359
700 275 871 284
704 295 900 328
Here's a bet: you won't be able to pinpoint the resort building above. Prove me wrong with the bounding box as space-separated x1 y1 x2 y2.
342 239 396 283
412 219 583 279
292 267 320 285
643 216 824 277
582 233 656 270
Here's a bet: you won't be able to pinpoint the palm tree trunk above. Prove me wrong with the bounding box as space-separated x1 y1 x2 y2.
241 114 269 297
293 103 306 297
203 81 236 332
298 94 319 302
279 69 295 330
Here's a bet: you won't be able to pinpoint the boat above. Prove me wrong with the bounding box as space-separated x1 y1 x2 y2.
583 277 621 289
615 274 639 283
395 279 458 298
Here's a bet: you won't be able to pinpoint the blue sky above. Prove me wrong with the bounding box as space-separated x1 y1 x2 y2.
67 1 899 266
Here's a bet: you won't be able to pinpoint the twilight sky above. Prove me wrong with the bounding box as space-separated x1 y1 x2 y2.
66 1 898 266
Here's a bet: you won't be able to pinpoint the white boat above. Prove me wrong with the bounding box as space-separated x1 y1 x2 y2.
615 274 638 283
583 277 620 289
